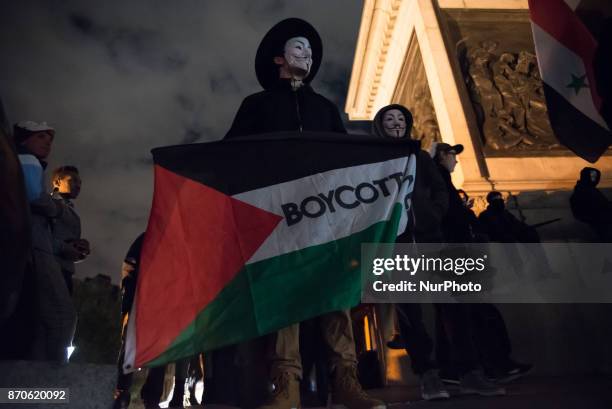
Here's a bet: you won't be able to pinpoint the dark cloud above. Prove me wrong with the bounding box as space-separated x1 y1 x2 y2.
0 0 362 283
209 71 241 94
69 13 95 35
175 94 196 112
244 0 287 18
68 12 188 73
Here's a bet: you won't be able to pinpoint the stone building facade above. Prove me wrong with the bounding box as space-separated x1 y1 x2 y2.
346 0 612 384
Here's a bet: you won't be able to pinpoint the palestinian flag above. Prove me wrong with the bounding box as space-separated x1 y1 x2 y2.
529 0 612 163
124 132 417 370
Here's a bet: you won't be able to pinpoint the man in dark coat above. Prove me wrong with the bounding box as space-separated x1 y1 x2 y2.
431 142 507 396
570 167 612 241
372 104 450 400
479 191 539 243
224 18 384 409
433 143 478 243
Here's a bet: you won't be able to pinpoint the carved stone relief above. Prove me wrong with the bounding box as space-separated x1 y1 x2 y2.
463 41 559 152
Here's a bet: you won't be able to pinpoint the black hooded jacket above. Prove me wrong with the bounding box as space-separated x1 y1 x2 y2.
436 164 478 243
372 104 448 242
225 79 346 138
478 202 536 243
570 167 612 225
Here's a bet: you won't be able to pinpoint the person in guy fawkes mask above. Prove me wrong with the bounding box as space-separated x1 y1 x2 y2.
224 19 384 409
373 104 451 400
225 18 345 138
372 104 448 244
570 167 612 241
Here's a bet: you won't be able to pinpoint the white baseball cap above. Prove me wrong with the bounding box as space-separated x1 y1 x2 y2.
15 120 55 133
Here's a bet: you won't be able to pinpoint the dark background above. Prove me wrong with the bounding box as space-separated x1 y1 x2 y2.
0 0 368 283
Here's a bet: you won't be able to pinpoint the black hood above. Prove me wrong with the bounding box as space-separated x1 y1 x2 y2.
372 104 414 140
578 166 601 187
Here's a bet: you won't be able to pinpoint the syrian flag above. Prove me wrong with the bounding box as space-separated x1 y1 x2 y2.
123 132 417 370
529 0 612 163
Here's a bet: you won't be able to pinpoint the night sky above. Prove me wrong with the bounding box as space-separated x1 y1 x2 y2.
0 1 367 282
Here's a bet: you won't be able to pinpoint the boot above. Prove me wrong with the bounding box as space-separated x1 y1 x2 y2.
257 372 301 409
331 365 386 409
420 369 449 401
459 369 506 396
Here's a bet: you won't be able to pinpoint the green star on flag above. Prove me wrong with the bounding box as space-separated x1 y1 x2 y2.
566 73 588 95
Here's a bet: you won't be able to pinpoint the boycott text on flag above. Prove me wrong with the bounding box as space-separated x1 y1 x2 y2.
529 0 612 162
123 132 417 370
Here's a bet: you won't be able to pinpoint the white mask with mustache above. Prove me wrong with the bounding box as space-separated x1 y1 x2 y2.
283 36 312 78
382 109 407 138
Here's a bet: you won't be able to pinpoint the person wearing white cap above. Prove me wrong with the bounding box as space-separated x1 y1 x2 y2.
14 120 77 363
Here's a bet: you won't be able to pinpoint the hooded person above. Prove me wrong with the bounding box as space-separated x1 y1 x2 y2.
372 104 451 401
570 167 612 241
223 19 384 409
372 104 448 242
478 191 538 243
225 18 346 139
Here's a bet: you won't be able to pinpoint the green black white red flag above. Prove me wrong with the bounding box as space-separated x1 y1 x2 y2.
123 132 417 370
529 0 612 162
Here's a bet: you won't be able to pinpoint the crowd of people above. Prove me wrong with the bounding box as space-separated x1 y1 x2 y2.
1 16 611 409
111 17 610 409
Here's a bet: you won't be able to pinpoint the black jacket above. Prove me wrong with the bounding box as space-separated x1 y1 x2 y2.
225 80 346 138
397 151 448 243
478 206 537 243
570 167 612 226
120 233 145 315
371 106 448 243
437 164 477 243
